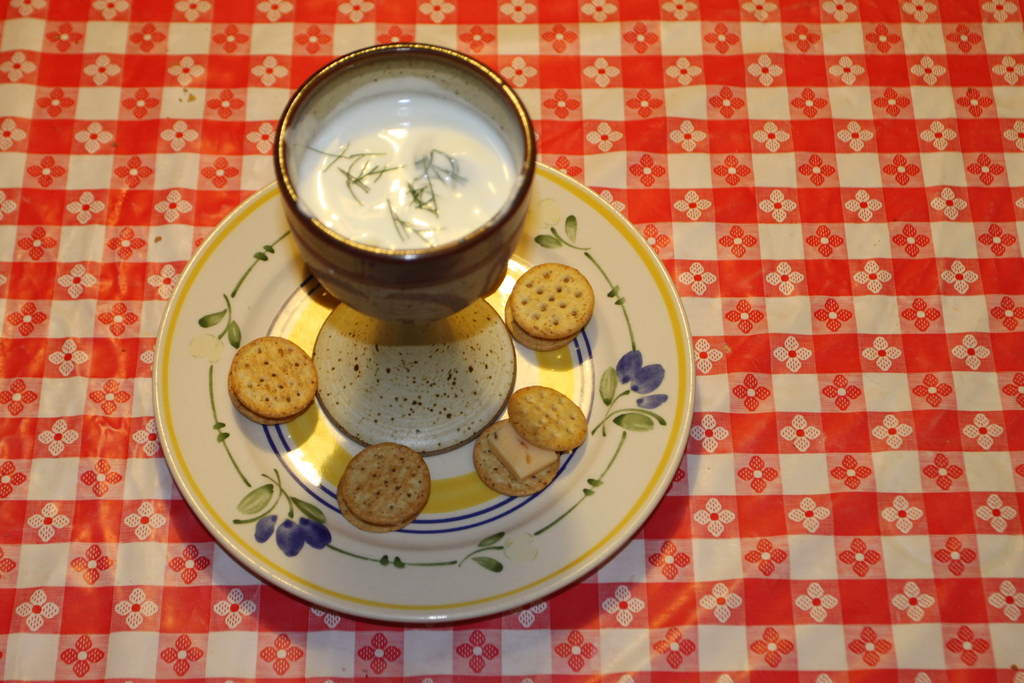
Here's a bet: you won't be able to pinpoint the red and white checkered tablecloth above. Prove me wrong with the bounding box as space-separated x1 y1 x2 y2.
2 0 1024 679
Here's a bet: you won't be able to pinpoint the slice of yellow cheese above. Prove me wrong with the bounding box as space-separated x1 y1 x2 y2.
490 420 559 482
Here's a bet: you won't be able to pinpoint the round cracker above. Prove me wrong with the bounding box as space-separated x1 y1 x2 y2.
228 383 301 426
473 421 559 497
228 336 317 423
339 443 430 526
336 491 414 533
504 298 577 352
507 386 587 452
510 263 594 340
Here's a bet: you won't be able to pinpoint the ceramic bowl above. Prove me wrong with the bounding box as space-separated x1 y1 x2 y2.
274 43 535 322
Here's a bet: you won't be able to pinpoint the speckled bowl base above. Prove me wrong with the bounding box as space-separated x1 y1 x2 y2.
313 299 516 455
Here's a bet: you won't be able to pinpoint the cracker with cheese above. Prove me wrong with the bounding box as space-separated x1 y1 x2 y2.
473 420 560 496
473 386 587 496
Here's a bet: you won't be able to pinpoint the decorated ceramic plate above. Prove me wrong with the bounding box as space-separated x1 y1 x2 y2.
154 164 695 623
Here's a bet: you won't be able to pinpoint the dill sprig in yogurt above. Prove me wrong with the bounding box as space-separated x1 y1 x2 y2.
295 91 516 250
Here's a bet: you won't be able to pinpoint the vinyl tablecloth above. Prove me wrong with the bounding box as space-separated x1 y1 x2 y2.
2 0 1024 680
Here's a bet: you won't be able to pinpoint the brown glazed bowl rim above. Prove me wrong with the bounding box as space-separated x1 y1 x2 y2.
273 43 536 263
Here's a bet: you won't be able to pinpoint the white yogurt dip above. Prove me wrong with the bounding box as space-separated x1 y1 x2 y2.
295 91 517 249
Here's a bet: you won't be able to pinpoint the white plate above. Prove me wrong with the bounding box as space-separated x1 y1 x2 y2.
154 164 695 623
